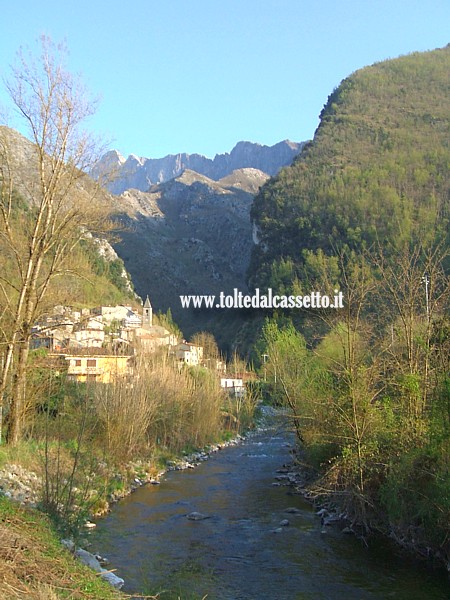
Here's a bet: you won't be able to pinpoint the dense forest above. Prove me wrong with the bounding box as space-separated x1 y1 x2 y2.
249 46 449 565
249 45 449 288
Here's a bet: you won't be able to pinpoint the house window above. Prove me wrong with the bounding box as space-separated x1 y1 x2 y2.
74 359 82 367
87 359 96 367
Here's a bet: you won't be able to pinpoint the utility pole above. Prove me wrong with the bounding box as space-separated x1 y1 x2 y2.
262 353 268 382
422 273 430 321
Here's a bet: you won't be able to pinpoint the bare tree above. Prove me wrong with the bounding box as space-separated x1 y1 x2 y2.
190 331 220 362
0 37 109 444
374 242 450 420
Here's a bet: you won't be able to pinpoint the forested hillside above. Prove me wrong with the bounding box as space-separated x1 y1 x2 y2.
249 45 449 289
249 46 450 567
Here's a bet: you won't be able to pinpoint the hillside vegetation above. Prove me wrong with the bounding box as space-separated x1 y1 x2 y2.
249 45 449 288
0 185 135 317
249 46 450 566
0 126 135 310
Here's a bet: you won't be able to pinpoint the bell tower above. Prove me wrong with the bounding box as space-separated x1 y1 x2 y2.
143 295 153 327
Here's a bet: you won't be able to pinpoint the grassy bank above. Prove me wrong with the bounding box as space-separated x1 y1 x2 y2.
0 495 124 600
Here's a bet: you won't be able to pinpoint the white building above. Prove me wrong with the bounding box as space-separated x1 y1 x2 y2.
175 342 204 366
220 376 245 397
73 316 105 348
92 305 141 327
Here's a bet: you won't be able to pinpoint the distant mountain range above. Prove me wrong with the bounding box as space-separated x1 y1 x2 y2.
93 140 304 194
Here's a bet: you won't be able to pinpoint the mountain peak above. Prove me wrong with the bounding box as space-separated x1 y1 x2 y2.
94 140 306 195
98 149 125 166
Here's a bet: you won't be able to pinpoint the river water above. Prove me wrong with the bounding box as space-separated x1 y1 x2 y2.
90 412 449 599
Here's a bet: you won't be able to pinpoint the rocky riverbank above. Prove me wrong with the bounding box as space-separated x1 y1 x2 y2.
270 459 357 535
0 435 246 510
0 463 41 507
275 453 450 574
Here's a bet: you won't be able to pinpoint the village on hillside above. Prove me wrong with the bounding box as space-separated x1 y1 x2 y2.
31 296 254 396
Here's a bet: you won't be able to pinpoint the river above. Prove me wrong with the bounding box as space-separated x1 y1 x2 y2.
89 411 449 599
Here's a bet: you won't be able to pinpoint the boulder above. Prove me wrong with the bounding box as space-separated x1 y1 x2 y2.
100 570 125 589
186 511 210 521
285 507 302 514
62 540 124 590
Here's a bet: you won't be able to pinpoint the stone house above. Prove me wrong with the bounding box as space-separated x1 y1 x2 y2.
135 326 178 354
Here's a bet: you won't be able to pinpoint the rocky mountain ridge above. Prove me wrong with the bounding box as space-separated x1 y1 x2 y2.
94 139 304 194
91 137 306 345
112 167 271 344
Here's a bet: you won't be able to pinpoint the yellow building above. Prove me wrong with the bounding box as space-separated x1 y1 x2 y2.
65 352 133 383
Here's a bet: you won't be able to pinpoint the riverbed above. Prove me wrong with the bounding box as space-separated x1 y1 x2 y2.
89 412 449 599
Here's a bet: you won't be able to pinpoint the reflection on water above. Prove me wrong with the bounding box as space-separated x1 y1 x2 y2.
90 418 449 600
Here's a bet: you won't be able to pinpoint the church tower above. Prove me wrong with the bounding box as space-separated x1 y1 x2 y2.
143 295 153 327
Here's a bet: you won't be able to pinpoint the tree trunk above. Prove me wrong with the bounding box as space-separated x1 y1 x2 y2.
6 341 29 444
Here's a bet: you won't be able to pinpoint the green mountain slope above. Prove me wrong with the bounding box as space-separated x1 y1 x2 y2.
0 127 137 313
249 45 450 289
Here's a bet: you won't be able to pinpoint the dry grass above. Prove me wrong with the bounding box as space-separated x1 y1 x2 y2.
94 354 226 462
0 497 123 599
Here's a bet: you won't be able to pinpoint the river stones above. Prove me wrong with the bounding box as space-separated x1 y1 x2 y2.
186 511 210 521
342 526 354 535
61 541 124 589
284 507 302 514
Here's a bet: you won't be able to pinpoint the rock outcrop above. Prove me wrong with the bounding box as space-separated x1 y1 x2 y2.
112 168 271 342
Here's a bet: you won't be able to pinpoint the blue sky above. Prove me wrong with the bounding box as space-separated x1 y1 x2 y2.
0 1 448 159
